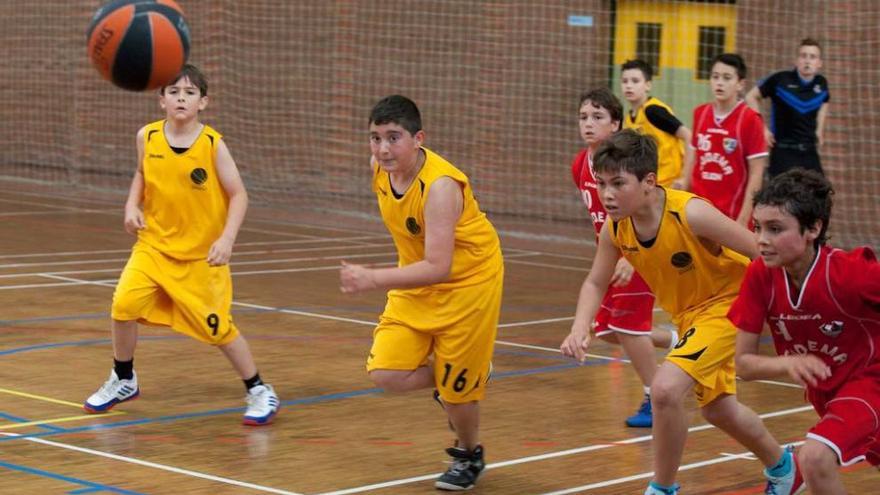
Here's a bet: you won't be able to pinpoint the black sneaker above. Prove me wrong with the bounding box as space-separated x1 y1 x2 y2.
435 445 485 491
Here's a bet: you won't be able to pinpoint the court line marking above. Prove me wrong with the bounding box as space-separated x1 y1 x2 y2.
0 432 305 495
539 441 806 495
0 458 146 495
0 387 100 409
0 413 124 431
0 235 390 260
0 248 396 270
0 210 116 217
312 406 813 495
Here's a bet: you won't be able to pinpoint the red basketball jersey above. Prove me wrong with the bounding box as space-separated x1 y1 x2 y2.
571 149 606 235
729 246 880 392
690 101 767 219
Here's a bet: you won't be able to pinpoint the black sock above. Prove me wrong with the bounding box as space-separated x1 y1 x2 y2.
114 359 134 380
244 373 264 392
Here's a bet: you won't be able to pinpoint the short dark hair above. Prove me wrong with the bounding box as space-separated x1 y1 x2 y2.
578 88 623 130
799 37 822 54
711 53 747 80
369 95 422 135
621 59 654 81
592 129 658 181
753 169 833 246
161 64 208 96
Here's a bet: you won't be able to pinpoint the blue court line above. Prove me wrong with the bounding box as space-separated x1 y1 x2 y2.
0 336 183 357
0 459 146 495
0 411 67 432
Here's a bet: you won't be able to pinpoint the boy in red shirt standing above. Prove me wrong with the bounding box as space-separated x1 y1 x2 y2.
730 169 880 493
679 53 768 226
570 88 675 427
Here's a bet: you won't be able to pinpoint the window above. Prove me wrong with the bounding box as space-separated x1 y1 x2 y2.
636 23 662 76
697 26 726 80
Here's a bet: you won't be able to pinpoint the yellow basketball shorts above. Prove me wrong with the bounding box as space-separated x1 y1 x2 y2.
367 269 503 404
111 242 239 345
666 300 737 407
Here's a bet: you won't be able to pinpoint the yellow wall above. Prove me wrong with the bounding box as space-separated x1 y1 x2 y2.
614 0 737 75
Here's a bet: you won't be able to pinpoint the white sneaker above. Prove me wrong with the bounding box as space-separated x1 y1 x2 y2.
243 384 279 426
84 370 139 413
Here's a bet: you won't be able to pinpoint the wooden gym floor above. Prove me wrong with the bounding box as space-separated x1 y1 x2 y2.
0 182 875 494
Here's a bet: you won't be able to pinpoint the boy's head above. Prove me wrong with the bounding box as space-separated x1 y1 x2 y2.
709 53 747 104
591 129 658 219
620 59 653 105
158 64 208 118
796 38 823 79
369 95 422 135
369 95 425 173
752 169 833 266
160 64 208 97
578 88 622 148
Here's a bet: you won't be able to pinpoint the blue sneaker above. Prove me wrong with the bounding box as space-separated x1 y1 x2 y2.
764 445 806 494
626 395 652 428
644 481 680 495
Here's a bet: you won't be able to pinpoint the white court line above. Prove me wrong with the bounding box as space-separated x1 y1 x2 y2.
540 441 806 494
0 235 390 260
504 258 588 272
0 209 113 217
0 432 303 495
314 407 813 495
0 247 395 270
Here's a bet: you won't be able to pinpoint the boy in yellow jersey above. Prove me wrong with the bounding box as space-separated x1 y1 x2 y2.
340 95 503 491
83 65 280 426
560 129 804 495
620 59 694 187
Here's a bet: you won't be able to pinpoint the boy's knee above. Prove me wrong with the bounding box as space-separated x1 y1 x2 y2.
368 370 406 392
650 378 684 409
798 441 838 476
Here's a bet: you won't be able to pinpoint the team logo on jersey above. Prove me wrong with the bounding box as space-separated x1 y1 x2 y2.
722 137 738 154
819 320 844 338
814 84 823 93
405 217 421 235
190 168 208 185
670 251 693 270
148 153 164 159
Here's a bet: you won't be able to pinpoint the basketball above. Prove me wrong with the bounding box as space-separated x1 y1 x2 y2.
86 0 191 91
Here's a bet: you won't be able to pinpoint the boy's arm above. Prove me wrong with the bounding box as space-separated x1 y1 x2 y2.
560 222 620 362
735 330 830 386
745 85 776 147
341 176 461 292
123 128 147 235
685 198 758 259
675 143 696 190
676 125 694 187
208 139 248 266
744 86 764 113
816 103 829 147
735 155 767 226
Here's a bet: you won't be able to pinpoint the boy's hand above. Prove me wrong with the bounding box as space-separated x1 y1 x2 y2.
560 324 592 363
784 354 831 388
764 127 776 148
207 236 234 266
340 261 377 293
123 206 145 235
610 257 634 287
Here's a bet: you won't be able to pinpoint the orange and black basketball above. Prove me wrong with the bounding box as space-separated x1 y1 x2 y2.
86 0 191 91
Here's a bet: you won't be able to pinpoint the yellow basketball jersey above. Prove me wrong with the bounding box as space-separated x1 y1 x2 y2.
624 97 684 186
610 188 748 324
372 147 503 290
138 120 229 261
